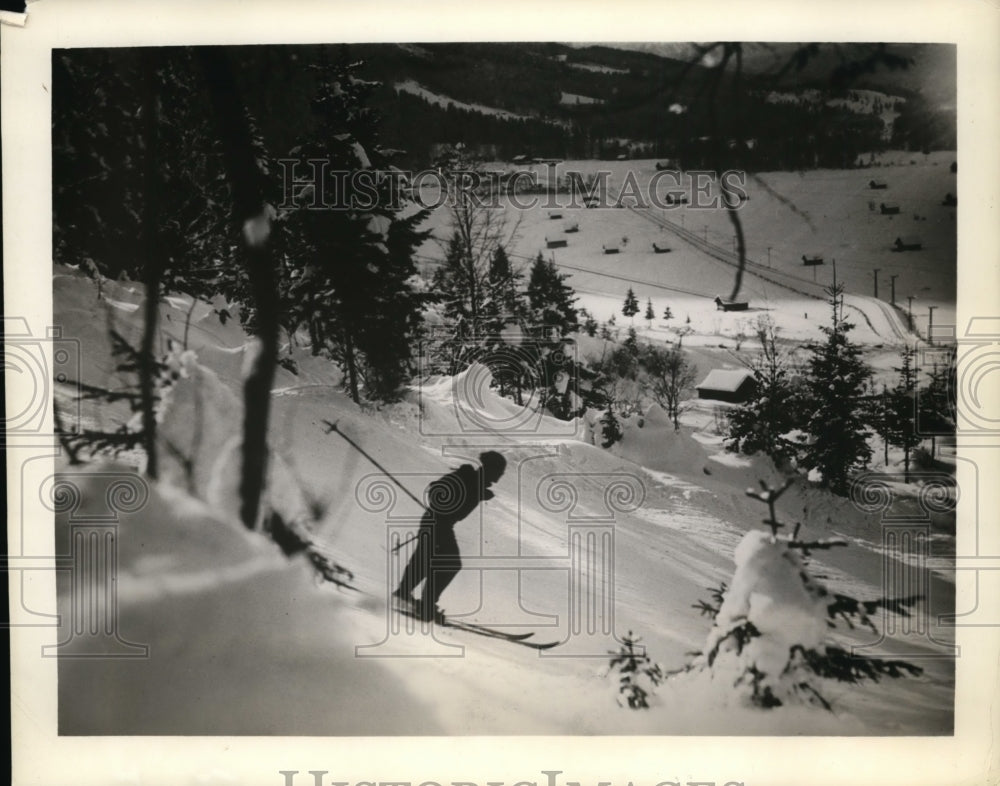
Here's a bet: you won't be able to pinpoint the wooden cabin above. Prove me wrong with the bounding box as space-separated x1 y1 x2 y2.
869 179 888 189
652 242 671 254
801 254 824 266
545 237 568 249
880 202 900 215
696 369 757 404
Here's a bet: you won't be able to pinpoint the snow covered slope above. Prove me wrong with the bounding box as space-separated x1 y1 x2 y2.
54 263 955 735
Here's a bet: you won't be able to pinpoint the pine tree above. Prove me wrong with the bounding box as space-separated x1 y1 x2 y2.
801 284 873 494
726 317 802 463
644 298 655 327
662 306 673 321
526 252 579 337
580 308 599 337
284 52 428 404
886 345 921 481
485 245 524 326
623 326 640 356
622 287 640 322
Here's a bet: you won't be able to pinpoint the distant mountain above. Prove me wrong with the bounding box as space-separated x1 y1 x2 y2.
334 42 956 167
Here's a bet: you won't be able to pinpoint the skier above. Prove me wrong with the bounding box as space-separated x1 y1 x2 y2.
394 451 507 622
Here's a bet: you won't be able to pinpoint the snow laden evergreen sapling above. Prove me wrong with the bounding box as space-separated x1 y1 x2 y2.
600 407 623 448
669 479 923 710
608 631 665 709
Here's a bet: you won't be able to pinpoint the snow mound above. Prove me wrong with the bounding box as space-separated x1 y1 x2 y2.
156 353 314 531
607 403 708 473
53 462 275 605
415 361 582 439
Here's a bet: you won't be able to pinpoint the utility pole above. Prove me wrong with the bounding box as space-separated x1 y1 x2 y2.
928 305 938 345
767 246 772 267
890 274 898 306
873 268 880 298
907 295 915 331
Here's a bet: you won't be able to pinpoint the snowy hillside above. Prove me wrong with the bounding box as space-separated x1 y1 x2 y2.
55 264 955 735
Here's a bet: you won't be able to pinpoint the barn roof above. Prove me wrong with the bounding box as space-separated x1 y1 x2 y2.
696 369 755 393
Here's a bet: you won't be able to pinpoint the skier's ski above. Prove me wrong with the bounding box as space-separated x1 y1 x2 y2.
393 603 560 650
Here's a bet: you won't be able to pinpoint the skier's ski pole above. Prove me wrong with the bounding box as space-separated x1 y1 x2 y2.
323 419 427 555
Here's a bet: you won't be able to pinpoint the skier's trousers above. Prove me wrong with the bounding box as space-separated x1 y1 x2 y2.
398 522 461 606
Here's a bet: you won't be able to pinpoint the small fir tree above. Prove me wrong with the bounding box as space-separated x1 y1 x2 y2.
600 407 623 448
622 287 640 322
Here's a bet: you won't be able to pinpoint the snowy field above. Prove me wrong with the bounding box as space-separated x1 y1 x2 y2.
414 152 956 346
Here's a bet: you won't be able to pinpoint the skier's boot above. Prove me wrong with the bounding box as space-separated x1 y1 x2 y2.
416 599 446 624
392 586 416 609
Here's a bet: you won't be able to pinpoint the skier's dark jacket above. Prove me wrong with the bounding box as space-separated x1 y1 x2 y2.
423 463 491 530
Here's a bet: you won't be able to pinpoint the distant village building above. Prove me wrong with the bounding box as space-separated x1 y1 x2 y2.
894 235 923 251
869 179 888 189
545 237 568 249
714 296 749 312
603 241 620 254
563 222 580 233
652 242 671 253
696 369 757 404
801 254 824 266
880 202 900 215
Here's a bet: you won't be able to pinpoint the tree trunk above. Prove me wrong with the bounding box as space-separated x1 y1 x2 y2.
139 51 163 479
198 48 280 531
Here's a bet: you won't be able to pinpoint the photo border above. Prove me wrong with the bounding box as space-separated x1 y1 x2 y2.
5 1 999 784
